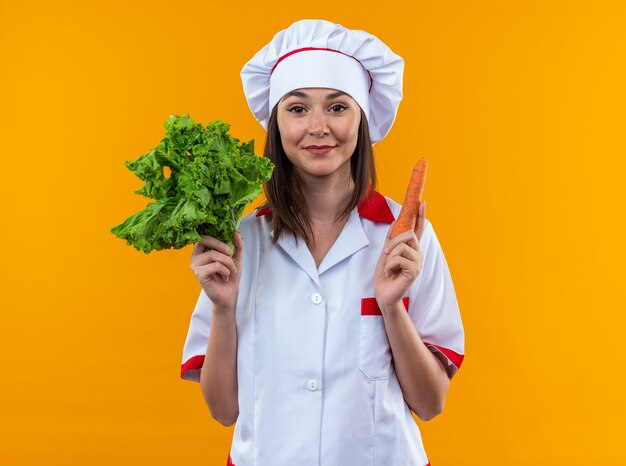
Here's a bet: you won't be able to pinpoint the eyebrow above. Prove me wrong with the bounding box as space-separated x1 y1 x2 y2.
283 90 348 100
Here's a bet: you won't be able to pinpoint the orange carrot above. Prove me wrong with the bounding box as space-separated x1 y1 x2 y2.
390 158 428 238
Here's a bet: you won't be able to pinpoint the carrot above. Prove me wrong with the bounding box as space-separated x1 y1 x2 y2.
390 158 428 238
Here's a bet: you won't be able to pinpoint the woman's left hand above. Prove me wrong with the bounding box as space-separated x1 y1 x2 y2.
374 201 427 313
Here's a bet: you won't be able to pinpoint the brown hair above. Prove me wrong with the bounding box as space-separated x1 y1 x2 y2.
262 105 377 247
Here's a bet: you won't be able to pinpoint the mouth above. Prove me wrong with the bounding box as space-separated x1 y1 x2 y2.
304 145 336 155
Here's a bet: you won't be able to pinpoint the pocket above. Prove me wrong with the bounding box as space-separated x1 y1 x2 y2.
358 297 409 380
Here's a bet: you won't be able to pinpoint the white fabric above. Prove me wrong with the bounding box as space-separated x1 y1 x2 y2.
181 194 464 466
240 19 404 144
269 49 371 125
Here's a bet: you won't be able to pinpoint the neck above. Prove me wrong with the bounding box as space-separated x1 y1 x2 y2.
297 167 355 223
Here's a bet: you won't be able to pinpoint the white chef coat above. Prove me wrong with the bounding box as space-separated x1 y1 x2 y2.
181 191 465 466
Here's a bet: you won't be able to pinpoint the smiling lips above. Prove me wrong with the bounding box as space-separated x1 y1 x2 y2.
304 145 336 155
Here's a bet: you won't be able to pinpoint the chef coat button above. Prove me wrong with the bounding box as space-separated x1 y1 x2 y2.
310 293 323 305
306 378 320 391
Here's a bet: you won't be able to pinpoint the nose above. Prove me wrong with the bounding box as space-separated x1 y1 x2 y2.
308 110 329 137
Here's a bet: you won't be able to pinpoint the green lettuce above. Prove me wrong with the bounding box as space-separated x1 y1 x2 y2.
110 114 274 253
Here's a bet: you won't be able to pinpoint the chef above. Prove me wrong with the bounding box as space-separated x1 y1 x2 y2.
181 19 465 466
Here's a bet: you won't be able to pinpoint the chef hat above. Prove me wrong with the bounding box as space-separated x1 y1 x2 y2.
240 19 404 144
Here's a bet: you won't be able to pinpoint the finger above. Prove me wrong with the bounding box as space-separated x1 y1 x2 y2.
415 201 426 242
232 231 244 265
194 262 232 282
192 241 206 257
384 230 418 254
382 221 396 252
384 255 420 280
387 242 421 263
375 224 393 279
194 235 232 257
198 250 238 274
193 249 238 274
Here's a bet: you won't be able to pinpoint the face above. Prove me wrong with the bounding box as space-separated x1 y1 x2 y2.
276 88 361 180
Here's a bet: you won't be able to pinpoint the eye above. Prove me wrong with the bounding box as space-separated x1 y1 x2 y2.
287 105 306 114
329 104 347 113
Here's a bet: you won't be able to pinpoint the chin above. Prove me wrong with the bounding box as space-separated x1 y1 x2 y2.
302 162 350 178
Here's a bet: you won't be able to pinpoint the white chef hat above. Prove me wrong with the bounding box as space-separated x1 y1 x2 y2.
240 19 404 144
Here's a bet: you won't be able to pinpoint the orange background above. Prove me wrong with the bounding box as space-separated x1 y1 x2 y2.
2 1 625 464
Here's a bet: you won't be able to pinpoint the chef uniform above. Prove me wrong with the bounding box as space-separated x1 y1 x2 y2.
181 19 465 466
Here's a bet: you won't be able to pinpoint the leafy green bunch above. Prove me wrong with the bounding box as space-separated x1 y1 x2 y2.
110 114 274 253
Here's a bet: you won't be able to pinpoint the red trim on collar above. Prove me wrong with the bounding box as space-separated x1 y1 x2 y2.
255 190 395 224
357 190 395 224
256 206 272 217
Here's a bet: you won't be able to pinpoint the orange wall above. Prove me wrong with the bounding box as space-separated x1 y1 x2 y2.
1 1 625 464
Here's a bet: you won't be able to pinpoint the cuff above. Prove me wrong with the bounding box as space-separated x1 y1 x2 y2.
181 355 205 382
422 342 464 378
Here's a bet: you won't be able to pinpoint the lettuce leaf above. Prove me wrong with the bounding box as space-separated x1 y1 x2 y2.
110 114 274 253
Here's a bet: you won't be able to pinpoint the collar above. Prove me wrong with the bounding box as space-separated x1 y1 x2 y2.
255 189 395 224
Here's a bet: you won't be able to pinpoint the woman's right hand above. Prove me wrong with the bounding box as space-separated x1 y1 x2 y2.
190 232 243 311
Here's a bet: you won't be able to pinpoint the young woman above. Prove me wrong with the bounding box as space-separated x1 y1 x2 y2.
181 19 464 466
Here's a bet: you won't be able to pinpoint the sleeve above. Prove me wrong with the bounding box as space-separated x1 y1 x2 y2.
180 289 213 382
408 218 465 378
